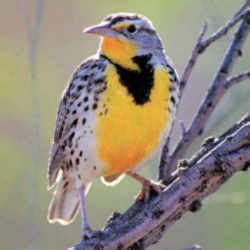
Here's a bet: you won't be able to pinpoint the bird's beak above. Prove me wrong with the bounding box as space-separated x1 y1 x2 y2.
83 22 117 37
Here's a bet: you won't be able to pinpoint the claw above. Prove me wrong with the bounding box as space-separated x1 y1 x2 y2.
134 181 165 202
81 226 96 240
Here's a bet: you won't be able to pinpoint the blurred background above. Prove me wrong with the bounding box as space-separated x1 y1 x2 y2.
1 0 250 249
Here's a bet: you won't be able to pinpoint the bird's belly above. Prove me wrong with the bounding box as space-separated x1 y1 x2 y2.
95 65 171 176
98 112 168 176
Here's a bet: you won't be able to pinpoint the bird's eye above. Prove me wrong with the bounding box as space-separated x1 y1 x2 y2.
127 24 137 33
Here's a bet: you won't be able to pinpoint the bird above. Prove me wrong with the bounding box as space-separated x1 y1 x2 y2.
47 12 179 237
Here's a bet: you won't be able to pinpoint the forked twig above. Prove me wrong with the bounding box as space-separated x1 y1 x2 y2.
159 3 250 181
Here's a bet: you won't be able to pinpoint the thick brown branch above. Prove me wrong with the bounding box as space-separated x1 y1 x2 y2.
160 2 250 181
71 117 250 250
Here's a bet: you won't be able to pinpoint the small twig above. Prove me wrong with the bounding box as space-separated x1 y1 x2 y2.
179 21 208 95
234 0 250 17
199 7 250 53
180 120 187 137
224 70 250 88
178 6 250 93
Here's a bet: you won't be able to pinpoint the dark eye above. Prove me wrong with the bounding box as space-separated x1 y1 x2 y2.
127 24 136 33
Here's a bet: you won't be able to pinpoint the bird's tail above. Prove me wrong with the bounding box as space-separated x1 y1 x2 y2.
48 177 91 225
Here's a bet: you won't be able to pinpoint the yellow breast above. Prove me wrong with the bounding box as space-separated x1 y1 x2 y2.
96 64 171 176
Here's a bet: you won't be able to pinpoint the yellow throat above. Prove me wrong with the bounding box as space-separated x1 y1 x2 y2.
101 36 139 70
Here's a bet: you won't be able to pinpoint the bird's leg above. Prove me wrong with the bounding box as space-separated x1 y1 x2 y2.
127 171 165 202
78 186 93 239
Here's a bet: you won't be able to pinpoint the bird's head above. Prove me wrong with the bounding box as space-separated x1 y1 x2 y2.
83 13 164 70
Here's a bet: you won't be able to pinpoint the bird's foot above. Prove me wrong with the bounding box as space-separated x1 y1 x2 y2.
135 180 165 202
81 225 96 240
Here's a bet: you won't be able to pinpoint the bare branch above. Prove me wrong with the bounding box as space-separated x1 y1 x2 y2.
160 2 250 181
199 7 250 54
158 21 208 179
178 6 250 95
180 120 187 137
178 21 208 96
179 6 250 98
159 3 250 180
235 0 250 17
224 70 250 88
71 117 250 250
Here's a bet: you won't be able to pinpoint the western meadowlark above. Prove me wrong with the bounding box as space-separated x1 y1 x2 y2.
47 12 179 236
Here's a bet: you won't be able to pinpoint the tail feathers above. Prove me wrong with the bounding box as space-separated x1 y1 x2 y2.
48 178 79 225
47 144 64 189
101 174 125 186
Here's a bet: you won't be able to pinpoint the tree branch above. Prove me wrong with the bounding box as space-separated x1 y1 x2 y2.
180 6 250 96
71 117 250 250
199 7 250 54
159 1 250 181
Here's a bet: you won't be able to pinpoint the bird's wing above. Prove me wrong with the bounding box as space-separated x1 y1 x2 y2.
48 56 107 188
54 93 68 143
164 55 180 110
47 93 68 188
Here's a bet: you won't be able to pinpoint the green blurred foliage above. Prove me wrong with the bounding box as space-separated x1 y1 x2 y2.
0 0 250 249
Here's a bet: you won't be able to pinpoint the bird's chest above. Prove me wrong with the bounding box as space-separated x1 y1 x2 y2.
95 64 172 176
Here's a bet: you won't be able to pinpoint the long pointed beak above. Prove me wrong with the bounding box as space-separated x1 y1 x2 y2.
82 22 117 37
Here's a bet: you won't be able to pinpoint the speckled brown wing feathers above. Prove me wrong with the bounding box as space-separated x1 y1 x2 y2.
47 56 108 188
48 94 68 188
47 66 83 188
